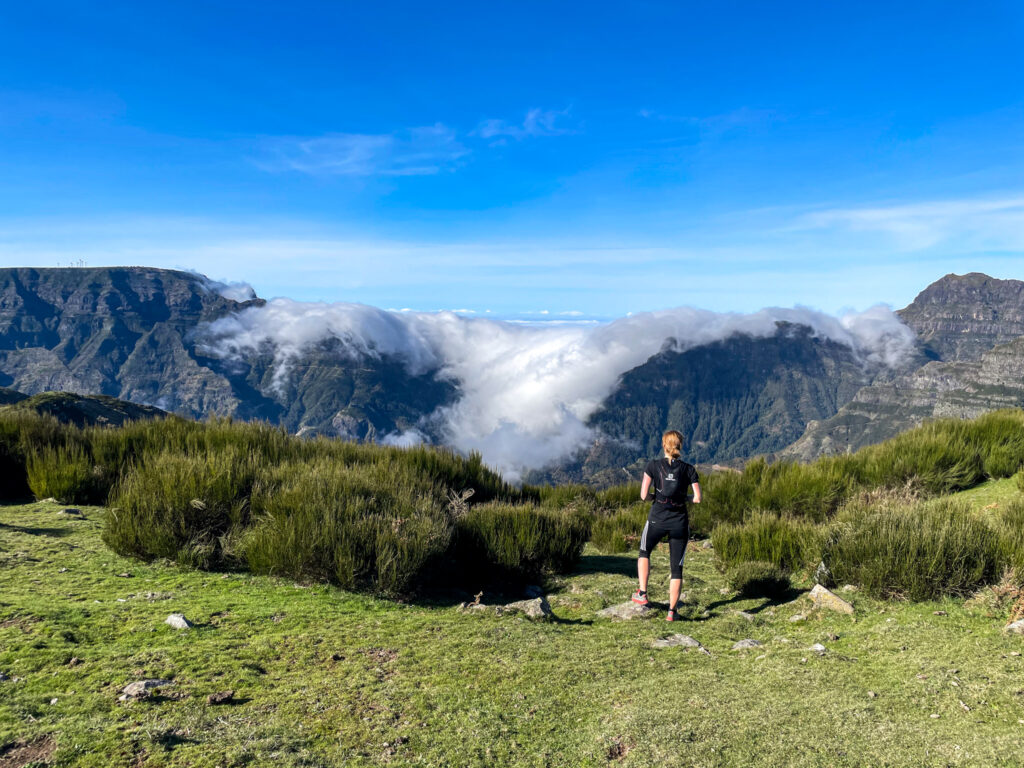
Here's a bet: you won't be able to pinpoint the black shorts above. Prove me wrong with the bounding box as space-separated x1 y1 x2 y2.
638 518 688 579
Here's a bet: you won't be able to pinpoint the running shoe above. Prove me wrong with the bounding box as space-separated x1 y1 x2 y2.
631 589 649 605
666 608 679 622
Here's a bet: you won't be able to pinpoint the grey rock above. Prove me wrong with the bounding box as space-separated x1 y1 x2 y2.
1005 619 1024 634
789 614 807 623
597 602 654 621
503 597 553 621
731 639 763 651
814 561 835 588
700 539 713 549
652 634 709 654
735 611 755 622
808 584 855 614
841 584 859 593
119 679 174 700
164 613 194 630
809 643 828 655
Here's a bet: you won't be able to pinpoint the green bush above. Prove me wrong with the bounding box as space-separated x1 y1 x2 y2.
726 561 791 598
711 512 823 573
824 497 1004 600
597 483 642 508
104 447 256 567
1016 469 1024 493
25 443 104 504
241 459 450 595
455 503 590 582
994 497 1024 578
590 502 648 553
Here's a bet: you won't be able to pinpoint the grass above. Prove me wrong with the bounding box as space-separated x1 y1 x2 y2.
4 501 1024 767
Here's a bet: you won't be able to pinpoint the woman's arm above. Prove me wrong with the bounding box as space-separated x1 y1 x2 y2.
641 472 652 501
691 482 702 504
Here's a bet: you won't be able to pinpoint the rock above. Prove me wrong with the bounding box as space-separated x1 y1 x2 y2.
119 679 174 700
719 588 730 596
39 497 58 503
731 639 763 651
67 657 82 667
116 572 132 579
735 611 755 622
809 643 827 655
503 597 553 621
814 561 835 588
523 585 544 599
1005 619 1024 634
701 539 713 549
840 584 859 593
50 698 58 705
867 690 877 699
652 634 709 654
164 613 194 630
933 610 947 616
789 614 807 623
597 602 654 621
206 690 234 705
808 584 854 615
58 568 68 573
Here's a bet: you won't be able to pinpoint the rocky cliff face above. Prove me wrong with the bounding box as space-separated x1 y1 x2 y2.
0 267 454 440
782 336 1024 461
897 272 1024 362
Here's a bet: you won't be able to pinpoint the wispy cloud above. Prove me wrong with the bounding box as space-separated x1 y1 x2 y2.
790 196 1024 251
253 124 468 176
474 108 574 141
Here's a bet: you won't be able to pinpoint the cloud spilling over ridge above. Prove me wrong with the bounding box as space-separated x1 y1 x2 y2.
200 299 918 479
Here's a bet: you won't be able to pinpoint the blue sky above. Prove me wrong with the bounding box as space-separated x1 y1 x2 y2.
1 1 1023 317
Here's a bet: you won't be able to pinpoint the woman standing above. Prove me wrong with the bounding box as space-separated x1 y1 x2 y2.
631 430 702 621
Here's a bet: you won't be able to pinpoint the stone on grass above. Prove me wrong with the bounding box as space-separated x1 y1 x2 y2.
701 539 713 549
731 638 762 651
206 690 234 705
814 561 835 588
808 584 854 615
1004 619 1024 634
597 602 654 621
652 634 709 654
789 614 807 623
734 611 755 622
503 597 553 621
809 643 827 655
164 613 194 630
119 679 174 701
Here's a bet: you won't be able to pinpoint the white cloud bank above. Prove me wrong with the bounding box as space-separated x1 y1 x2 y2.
199 297 917 480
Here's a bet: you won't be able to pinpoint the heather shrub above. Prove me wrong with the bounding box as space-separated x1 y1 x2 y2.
25 443 104 504
454 502 590 582
727 561 791 599
712 512 823 573
590 502 648 553
104 447 257 567
824 497 1004 600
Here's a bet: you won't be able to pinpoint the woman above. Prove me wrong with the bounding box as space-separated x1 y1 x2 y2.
631 429 702 621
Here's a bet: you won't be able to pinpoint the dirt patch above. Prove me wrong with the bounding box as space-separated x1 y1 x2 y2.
0 735 56 767
0 616 38 633
606 737 633 761
360 647 399 664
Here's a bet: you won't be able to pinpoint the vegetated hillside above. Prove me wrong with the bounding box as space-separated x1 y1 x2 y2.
0 389 167 427
0 267 455 441
530 322 907 486
783 273 1024 461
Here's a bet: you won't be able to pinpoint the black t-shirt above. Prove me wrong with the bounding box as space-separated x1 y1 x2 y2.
644 457 699 523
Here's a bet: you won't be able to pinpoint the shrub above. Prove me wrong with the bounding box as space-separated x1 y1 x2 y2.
727 561 791 598
994 497 1024 578
25 443 103 504
597 483 642 508
241 459 451 596
824 497 1004 600
711 512 823 573
104 447 256 567
454 503 590 582
590 503 649 553
1016 469 1024 494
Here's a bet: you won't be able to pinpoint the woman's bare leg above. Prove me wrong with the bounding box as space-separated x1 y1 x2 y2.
638 556 650 593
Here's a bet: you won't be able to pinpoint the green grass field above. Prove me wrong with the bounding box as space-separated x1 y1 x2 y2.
3 500 1024 767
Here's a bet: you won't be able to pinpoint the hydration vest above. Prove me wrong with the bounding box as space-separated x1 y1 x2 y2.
654 459 688 507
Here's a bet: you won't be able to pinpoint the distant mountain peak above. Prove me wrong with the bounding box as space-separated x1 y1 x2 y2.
897 271 1024 362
